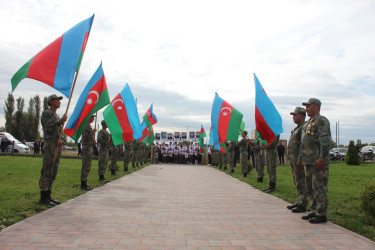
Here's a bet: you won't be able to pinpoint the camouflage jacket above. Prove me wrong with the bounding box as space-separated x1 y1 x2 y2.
298 114 331 165
97 129 110 148
265 135 279 150
250 137 262 152
41 108 63 141
82 123 95 146
132 140 140 151
287 122 306 164
227 141 236 152
238 138 248 153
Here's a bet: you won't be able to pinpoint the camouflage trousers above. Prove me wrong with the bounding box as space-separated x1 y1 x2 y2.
290 162 308 206
109 146 120 171
240 151 248 173
98 147 109 176
81 144 93 182
123 151 131 169
254 150 264 178
304 164 329 216
132 150 139 165
219 152 227 168
227 152 235 170
39 139 61 191
266 148 277 183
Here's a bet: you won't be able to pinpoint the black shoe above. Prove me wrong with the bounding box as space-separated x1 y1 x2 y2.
124 167 128 172
141 162 144 166
309 215 327 224
242 173 247 177
230 169 234 174
219 166 222 169
111 170 117 176
287 204 298 210
132 164 135 168
266 187 275 193
262 187 270 192
223 166 227 170
136 163 139 167
301 213 316 220
257 177 263 183
47 190 61 205
292 205 306 213
39 191 55 206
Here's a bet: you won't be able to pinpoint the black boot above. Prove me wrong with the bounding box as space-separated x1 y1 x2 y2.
111 170 117 176
287 203 298 210
266 182 276 193
230 169 234 174
132 163 135 168
124 166 128 172
219 166 222 169
257 177 263 183
81 181 92 190
99 175 110 184
47 190 61 205
262 182 270 191
141 162 143 166
223 166 227 170
292 205 306 213
136 163 139 167
39 191 54 205
242 173 247 177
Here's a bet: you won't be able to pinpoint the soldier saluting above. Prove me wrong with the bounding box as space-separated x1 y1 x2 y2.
39 94 67 205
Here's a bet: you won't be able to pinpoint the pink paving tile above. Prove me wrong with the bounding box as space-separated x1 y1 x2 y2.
0 164 374 249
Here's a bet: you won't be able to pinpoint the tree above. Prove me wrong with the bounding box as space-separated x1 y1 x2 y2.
27 97 36 140
34 95 41 139
43 96 48 111
345 140 360 165
12 97 25 140
4 93 15 132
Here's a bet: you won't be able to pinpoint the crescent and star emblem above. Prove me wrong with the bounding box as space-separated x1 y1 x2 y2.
112 99 124 110
87 90 99 105
220 107 232 116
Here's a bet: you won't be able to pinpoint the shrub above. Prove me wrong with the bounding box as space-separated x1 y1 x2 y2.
360 182 375 217
345 140 360 165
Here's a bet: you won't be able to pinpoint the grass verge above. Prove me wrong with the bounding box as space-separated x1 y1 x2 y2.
212 161 375 241
0 155 149 230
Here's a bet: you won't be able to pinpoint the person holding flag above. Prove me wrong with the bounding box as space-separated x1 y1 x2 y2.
38 94 67 205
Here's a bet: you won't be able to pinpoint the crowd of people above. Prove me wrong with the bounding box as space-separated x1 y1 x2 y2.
156 142 203 164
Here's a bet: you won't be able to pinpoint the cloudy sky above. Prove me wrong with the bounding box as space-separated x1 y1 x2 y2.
1 0 374 145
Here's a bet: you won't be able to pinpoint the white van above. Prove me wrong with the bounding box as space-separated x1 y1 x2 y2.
0 132 30 153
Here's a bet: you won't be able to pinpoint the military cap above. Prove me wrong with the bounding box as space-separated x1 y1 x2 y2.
243 130 248 135
101 120 106 125
290 107 306 115
302 98 321 106
47 94 63 103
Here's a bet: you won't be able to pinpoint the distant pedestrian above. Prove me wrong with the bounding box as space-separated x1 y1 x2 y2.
277 142 285 165
77 140 82 156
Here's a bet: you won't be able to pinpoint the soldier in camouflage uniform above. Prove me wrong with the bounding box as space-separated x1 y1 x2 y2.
39 94 67 205
132 139 140 167
140 142 146 165
123 141 132 171
227 141 236 174
109 144 121 175
262 135 279 193
298 98 331 224
98 120 110 181
80 115 97 190
238 130 249 177
287 107 308 213
251 135 265 182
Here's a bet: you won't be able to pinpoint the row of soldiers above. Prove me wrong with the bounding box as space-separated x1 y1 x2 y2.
211 132 280 193
37 94 154 205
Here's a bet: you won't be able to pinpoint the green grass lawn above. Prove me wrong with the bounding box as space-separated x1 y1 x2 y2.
212 160 375 241
0 155 149 230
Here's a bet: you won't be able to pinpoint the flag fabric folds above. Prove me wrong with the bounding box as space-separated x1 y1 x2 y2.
210 92 243 144
103 83 142 145
238 120 245 135
254 73 283 145
143 104 158 127
198 124 206 155
11 14 95 98
64 63 110 141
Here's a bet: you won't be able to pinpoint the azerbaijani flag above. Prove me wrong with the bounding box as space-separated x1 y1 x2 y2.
198 124 207 155
11 14 95 98
103 84 142 145
138 122 149 142
143 104 157 127
208 126 227 153
64 63 110 141
211 93 243 144
238 120 245 135
254 73 283 145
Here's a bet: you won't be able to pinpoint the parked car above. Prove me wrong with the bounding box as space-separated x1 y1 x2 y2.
360 146 375 161
62 145 73 150
0 132 30 153
329 148 347 161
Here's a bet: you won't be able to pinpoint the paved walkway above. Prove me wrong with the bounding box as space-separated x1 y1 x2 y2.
0 164 374 249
